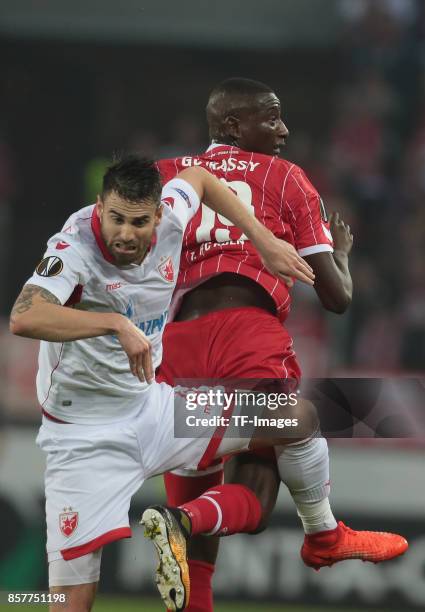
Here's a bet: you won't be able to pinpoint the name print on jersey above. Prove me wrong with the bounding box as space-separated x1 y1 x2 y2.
181 156 260 173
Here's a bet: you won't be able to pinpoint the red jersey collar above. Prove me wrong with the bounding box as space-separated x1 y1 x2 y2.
91 205 157 265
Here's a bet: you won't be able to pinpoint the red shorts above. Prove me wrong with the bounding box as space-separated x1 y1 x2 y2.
158 306 300 383
158 306 300 466
159 306 300 504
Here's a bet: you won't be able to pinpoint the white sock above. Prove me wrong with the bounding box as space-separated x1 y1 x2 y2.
275 436 338 534
294 498 337 534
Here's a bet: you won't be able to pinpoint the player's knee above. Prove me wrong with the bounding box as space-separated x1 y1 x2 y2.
292 397 319 432
224 453 279 534
248 500 274 534
272 398 319 442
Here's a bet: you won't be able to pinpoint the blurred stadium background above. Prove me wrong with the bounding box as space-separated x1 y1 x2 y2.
0 0 424 610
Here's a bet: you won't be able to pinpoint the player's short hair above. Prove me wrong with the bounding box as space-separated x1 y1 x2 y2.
206 78 275 139
208 77 273 99
102 154 162 205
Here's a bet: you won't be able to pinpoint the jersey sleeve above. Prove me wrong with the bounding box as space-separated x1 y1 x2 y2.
161 177 201 230
25 233 91 305
285 166 333 257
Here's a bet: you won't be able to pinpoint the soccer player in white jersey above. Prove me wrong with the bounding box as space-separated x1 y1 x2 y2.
10 155 318 612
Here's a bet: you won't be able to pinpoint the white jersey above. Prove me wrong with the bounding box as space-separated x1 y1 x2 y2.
26 178 200 425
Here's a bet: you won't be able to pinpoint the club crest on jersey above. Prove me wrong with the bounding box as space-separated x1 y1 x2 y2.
59 509 79 537
158 256 174 282
162 196 175 209
36 256 63 277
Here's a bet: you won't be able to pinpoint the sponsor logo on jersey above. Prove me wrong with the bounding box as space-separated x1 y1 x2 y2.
56 241 70 250
124 301 169 336
36 256 63 277
162 196 175 209
158 256 174 282
59 509 78 537
172 188 191 208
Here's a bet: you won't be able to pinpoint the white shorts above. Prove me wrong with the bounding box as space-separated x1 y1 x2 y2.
36 381 236 563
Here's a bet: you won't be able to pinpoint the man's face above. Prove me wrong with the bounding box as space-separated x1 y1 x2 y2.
232 93 289 156
96 191 162 265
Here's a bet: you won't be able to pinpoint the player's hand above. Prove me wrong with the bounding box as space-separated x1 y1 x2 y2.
329 212 353 255
117 318 154 383
259 235 315 287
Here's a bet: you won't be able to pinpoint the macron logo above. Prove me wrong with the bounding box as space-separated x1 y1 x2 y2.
106 282 121 291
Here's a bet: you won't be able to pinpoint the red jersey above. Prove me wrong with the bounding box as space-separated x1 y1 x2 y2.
157 144 333 323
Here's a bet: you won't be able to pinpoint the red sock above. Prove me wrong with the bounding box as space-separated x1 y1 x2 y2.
179 484 262 536
164 467 223 506
186 559 214 612
166 560 214 612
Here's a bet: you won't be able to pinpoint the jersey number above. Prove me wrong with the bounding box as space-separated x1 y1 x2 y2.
195 180 254 243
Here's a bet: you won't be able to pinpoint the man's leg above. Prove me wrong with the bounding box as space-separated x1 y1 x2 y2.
164 469 222 612
166 398 314 540
36 416 145 612
275 437 336 535
48 551 101 612
223 450 280 533
144 395 408 612
142 398 313 611
49 585 97 612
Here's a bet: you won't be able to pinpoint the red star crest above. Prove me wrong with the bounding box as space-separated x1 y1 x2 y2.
158 256 174 282
59 510 79 537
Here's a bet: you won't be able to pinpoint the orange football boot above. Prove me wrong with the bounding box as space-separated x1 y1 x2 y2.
301 521 408 570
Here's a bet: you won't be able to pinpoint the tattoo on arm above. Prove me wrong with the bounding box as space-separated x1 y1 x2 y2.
11 284 61 318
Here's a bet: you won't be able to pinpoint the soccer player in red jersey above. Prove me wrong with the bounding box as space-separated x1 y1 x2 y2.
148 78 407 612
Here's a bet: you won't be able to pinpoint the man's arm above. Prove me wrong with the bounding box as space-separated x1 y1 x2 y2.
305 212 353 314
177 166 315 287
10 284 122 341
10 284 154 382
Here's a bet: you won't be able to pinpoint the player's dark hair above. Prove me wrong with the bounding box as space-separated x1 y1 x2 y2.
209 77 273 99
102 154 162 205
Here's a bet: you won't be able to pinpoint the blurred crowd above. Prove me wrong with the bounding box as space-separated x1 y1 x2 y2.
287 0 425 373
1 0 424 380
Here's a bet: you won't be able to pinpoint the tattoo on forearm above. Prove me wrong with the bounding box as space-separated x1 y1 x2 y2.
11 284 60 318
